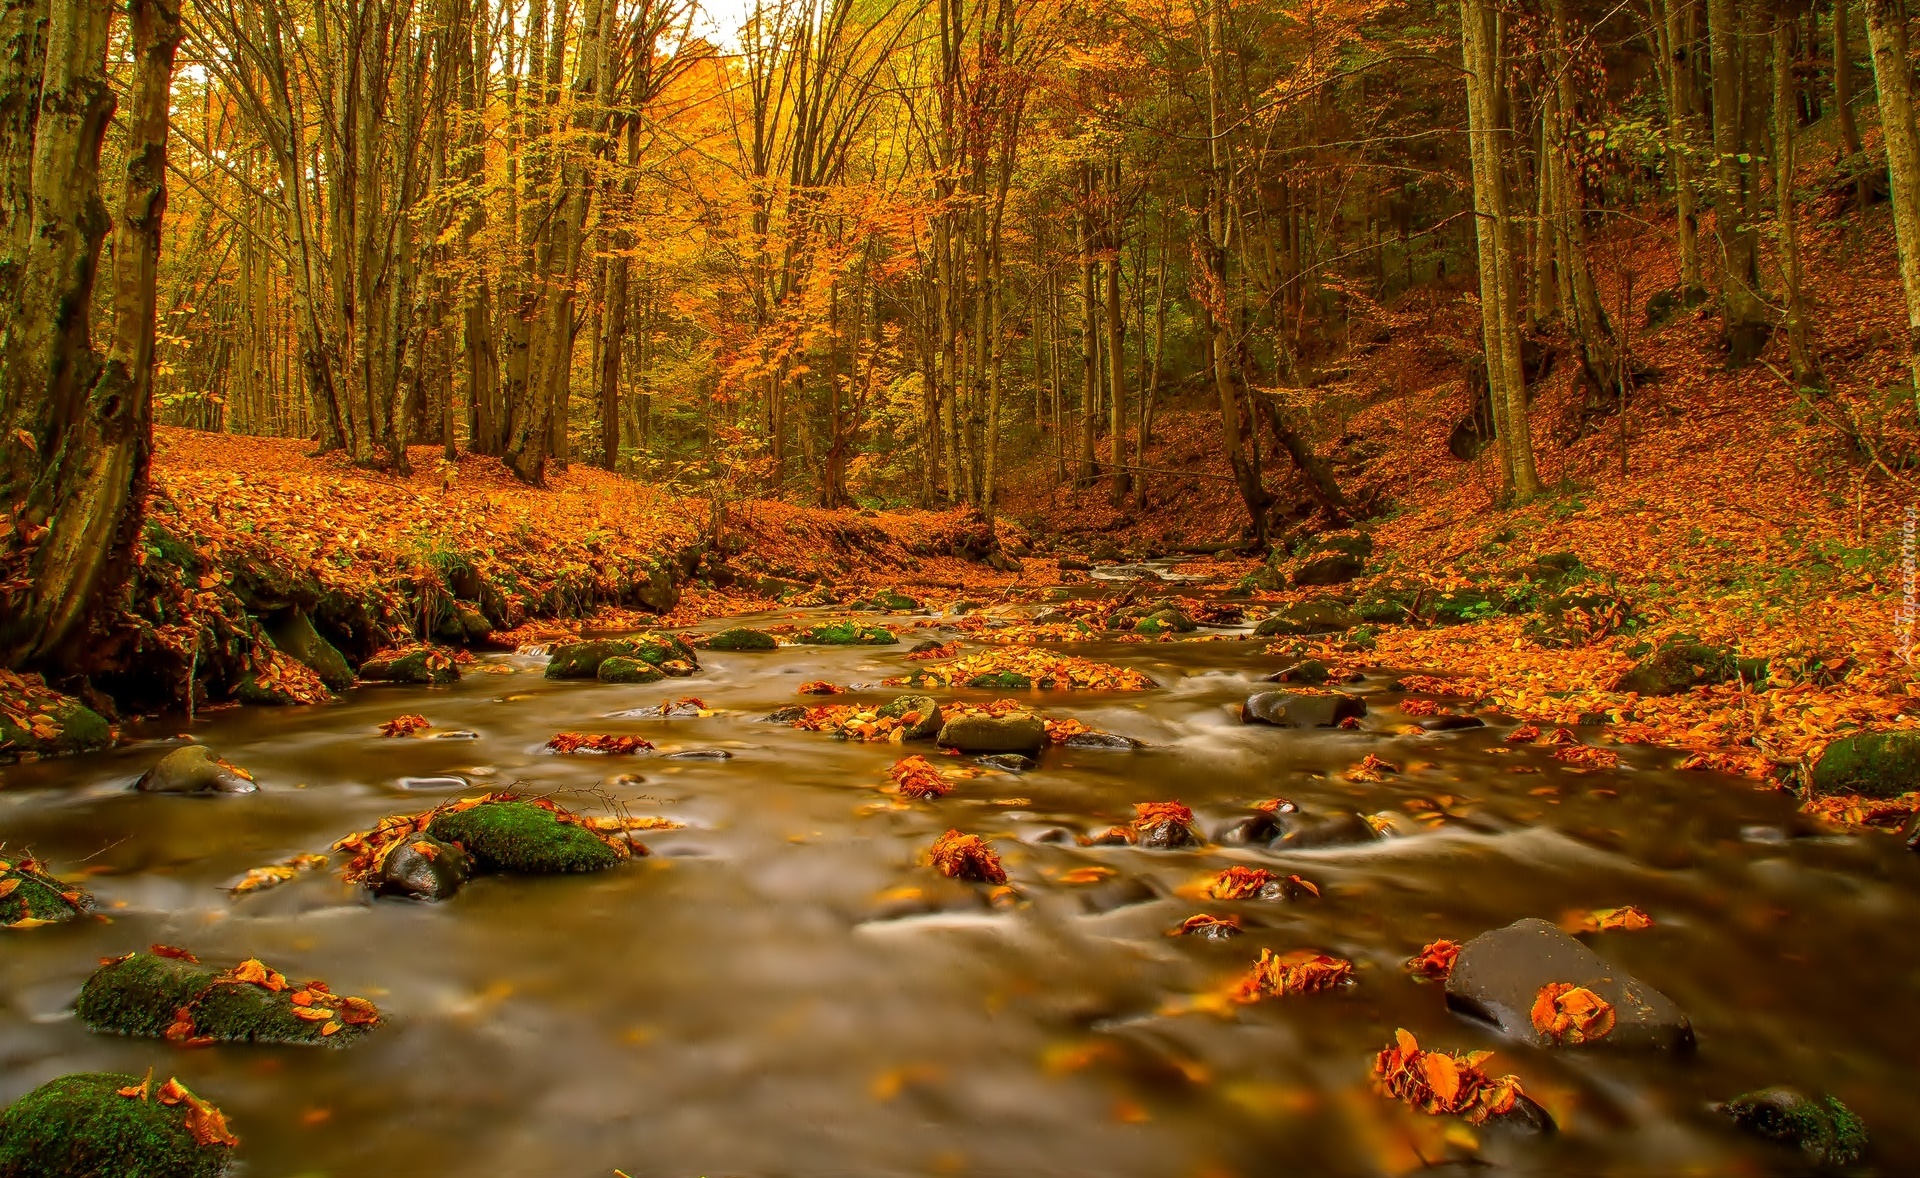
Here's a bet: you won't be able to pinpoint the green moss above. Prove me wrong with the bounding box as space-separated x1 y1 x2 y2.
795 623 898 646
428 802 624 874
1812 731 1920 800
268 610 355 690
1615 638 1740 696
1254 598 1358 637
1720 1087 1868 1168
0 1072 233 1178
76 953 369 1047
0 860 90 928
1426 586 1508 625
597 656 667 684
77 955 213 1038
1132 608 1196 635
966 671 1034 689
361 647 459 684
876 695 943 739
546 633 697 679
0 696 110 760
705 627 778 651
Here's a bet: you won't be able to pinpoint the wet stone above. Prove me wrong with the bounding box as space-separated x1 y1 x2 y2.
1075 874 1160 915
1273 809 1378 850
1717 1087 1868 1169
765 706 806 723
1266 660 1329 685
1134 820 1202 850
374 834 472 901
1242 691 1365 729
1444 917 1694 1050
1420 714 1486 731
877 695 944 740
1062 732 1143 751
977 753 1036 772
0 1072 234 1178
396 776 470 791
664 749 733 760
1213 812 1281 846
938 709 1046 754
135 745 256 795
704 627 778 651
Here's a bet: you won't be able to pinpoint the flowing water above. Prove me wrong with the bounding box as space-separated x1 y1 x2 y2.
3 605 1918 1177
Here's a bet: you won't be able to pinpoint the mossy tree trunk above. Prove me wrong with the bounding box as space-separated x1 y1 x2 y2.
0 0 182 669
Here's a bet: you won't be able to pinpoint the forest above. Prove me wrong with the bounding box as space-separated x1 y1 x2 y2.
0 0 1916 1174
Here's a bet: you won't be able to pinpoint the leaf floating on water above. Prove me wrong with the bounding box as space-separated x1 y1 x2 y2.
1551 745 1620 769
888 755 952 800
1530 983 1617 1044
1802 790 1920 830
378 714 432 737
151 944 200 963
228 851 331 896
926 829 1007 884
581 815 685 833
546 732 654 755
1563 905 1655 934
1230 948 1355 1003
1371 1028 1527 1124
1404 939 1462 980
1400 698 1444 717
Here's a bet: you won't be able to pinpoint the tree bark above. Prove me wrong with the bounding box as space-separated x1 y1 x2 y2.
1865 0 1920 395
1773 7 1816 383
1708 0 1771 364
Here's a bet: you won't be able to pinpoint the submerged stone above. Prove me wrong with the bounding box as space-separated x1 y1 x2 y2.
1242 691 1365 728
427 801 625 874
1273 809 1379 850
0 1072 235 1178
1444 917 1694 1050
977 753 1036 772
373 833 472 900
1717 1087 1868 1169
135 746 256 795
1062 731 1143 751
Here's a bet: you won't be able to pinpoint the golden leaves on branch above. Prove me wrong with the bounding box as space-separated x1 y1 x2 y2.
1371 1029 1528 1125
1529 983 1616 1044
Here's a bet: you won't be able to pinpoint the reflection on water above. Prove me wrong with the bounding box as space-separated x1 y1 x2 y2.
2 610 1916 1177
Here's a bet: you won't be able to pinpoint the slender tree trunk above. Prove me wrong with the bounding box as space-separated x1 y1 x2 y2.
1708 0 1771 364
1077 164 1099 486
1773 9 1816 382
1104 161 1128 503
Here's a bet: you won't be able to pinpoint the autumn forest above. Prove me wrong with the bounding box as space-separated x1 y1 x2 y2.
1 0 1917 1173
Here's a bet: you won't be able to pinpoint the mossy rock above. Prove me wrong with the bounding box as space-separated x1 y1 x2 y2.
546 634 696 679
1718 1087 1867 1169
1811 731 1920 799
1354 579 1422 625
426 802 624 874
856 591 921 612
232 671 323 706
877 695 944 740
432 603 493 647
1133 607 1196 635
1426 586 1509 626
360 647 460 685
1254 598 1358 637
77 953 373 1048
1522 587 1636 649
0 1072 234 1178
938 709 1046 754
267 610 354 690
1615 638 1745 696
794 623 898 646
0 694 110 760
0 859 91 928
705 627 778 651
966 671 1035 689
598 656 666 684
135 746 256 794
1292 533 1373 587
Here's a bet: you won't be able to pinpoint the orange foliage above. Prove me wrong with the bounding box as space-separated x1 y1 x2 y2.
888 755 951 800
1404 939 1462 980
926 829 1007 884
1530 983 1617 1044
1230 949 1354 1002
546 732 654 755
379 714 432 737
1371 1029 1527 1124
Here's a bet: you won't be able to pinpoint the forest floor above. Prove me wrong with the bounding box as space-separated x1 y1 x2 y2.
3 193 1914 810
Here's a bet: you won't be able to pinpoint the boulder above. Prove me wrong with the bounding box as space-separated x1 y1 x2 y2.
765 706 807 723
1444 917 1694 1050
1266 659 1329 685
0 858 92 927
135 746 257 795
546 633 696 679
877 695 944 740
1063 732 1143 751
1242 691 1365 728
373 833 472 901
426 801 625 874
598 656 667 684
906 638 950 654
1273 809 1379 850
267 610 354 690
1717 1087 1868 1169
1214 812 1282 845
1420 714 1486 731
1615 637 1747 696
0 691 111 760
432 602 493 646
360 646 460 685
77 952 374 1047
1074 875 1160 915
938 708 1046 754
1254 598 1359 637
705 627 778 651
1057 557 1093 572
977 753 1036 772
1810 731 1920 799
1132 607 1197 635
794 622 899 646
1135 818 1202 850
0 1072 235 1178
1293 533 1373 587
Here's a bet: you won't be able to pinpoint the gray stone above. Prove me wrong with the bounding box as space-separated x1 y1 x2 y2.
977 753 1036 772
1062 732 1143 751
1420 714 1486 731
1444 917 1694 1050
1214 812 1282 845
373 833 471 900
135 745 257 794
1274 809 1378 850
1242 691 1365 728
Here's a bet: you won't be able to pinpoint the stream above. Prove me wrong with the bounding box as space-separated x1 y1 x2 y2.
3 603 1918 1177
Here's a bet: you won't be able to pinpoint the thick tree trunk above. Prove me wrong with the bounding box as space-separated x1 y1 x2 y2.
1 0 181 667
1865 0 1920 394
1708 0 1771 364
1773 10 1816 383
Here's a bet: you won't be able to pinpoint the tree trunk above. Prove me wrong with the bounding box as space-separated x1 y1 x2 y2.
1708 0 1771 364
1773 8 1816 383
1 0 182 668
1865 0 1920 395
1104 162 1128 503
